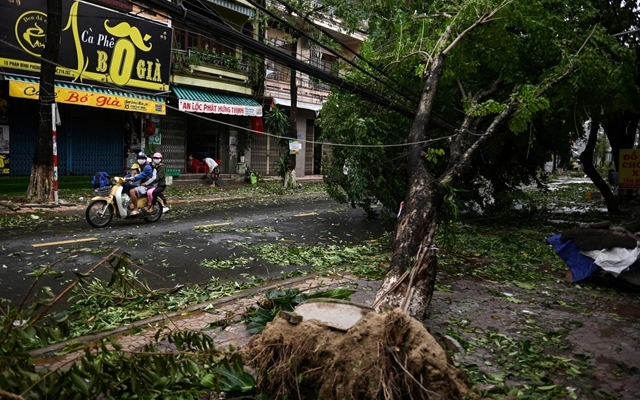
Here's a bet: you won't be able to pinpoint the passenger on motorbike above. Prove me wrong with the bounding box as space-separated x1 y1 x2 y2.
146 152 167 213
125 163 141 179
124 152 153 216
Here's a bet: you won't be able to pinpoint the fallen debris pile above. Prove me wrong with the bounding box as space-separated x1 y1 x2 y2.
242 308 479 399
547 222 640 286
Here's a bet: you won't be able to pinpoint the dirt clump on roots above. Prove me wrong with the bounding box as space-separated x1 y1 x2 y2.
242 308 482 399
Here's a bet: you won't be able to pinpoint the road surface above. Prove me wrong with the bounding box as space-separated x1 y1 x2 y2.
0 193 392 305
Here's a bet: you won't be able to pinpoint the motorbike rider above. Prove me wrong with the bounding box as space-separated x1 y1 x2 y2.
146 152 167 213
123 152 153 216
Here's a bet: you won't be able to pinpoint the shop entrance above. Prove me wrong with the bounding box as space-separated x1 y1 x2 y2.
186 114 221 163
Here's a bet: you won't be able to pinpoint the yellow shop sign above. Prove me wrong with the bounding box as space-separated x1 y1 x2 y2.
9 80 165 115
0 0 172 93
619 149 640 189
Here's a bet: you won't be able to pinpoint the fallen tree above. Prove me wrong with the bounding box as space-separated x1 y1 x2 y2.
319 0 633 319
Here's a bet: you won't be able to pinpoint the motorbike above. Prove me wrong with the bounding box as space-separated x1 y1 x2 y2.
85 177 165 228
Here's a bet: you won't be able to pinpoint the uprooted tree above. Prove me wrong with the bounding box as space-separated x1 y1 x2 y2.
318 0 634 319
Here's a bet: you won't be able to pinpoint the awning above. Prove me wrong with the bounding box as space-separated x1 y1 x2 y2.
273 98 323 112
172 85 262 117
1 74 166 115
205 0 254 17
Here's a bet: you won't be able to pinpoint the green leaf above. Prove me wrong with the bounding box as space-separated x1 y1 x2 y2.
515 282 536 290
70 371 90 396
200 373 215 389
505 297 523 304
306 288 355 300
214 354 255 392
246 307 278 334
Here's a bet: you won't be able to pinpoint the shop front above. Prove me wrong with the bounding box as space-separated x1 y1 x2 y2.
0 76 165 175
0 0 172 176
171 85 262 174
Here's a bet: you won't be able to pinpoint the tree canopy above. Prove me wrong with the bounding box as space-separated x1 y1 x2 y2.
310 0 639 317
318 0 638 215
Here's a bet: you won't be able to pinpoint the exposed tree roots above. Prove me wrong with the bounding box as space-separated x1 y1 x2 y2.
242 309 482 400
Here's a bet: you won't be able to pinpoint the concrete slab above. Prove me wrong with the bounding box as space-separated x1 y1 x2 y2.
294 298 375 331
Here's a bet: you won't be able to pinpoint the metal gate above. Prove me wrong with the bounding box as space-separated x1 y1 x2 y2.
250 133 280 176
305 119 314 175
159 109 187 173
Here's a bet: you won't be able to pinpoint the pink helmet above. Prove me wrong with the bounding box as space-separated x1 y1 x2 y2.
153 152 163 159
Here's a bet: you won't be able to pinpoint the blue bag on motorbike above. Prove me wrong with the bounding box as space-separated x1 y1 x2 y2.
91 172 111 195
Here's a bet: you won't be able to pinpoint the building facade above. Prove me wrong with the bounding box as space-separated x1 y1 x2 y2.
0 0 262 177
252 4 364 177
0 0 363 179
0 0 173 176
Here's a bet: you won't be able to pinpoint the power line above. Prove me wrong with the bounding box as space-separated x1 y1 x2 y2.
242 0 421 105
140 0 420 118
0 36 456 149
180 0 461 131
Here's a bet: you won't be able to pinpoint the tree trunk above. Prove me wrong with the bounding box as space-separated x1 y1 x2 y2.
26 0 62 203
284 34 298 189
580 118 619 213
605 111 640 171
373 53 448 320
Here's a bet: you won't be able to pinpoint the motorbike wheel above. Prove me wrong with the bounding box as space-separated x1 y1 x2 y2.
86 200 114 228
144 200 163 222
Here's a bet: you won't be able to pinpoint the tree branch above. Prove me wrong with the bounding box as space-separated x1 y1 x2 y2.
442 99 519 185
29 248 120 326
0 389 26 400
443 0 513 55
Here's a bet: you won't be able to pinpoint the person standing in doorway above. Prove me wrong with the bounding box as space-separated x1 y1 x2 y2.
203 157 220 187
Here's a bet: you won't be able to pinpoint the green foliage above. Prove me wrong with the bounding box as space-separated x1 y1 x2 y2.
458 327 588 399
466 99 506 117
316 0 635 220
273 153 290 179
187 47 241 70
248 240 390 277
426 147 445 162
0 296 257 399
264 106 293 179
437 185 464 248
264 105 290 141
508 86 551 134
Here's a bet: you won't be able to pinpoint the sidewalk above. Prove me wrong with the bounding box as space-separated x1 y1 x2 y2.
0 174 325 217
29 269 640 399
31 273 381 369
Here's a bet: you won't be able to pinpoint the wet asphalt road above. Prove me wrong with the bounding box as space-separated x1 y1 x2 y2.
0 194 393 305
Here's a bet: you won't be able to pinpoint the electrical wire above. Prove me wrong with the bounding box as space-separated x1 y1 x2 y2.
0 36 457 149
241 0 421 105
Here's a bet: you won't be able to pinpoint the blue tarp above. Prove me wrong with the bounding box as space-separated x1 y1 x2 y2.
547 234 601 282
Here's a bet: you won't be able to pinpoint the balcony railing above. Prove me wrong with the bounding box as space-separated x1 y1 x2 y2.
265 69 330 91
171 48 250 74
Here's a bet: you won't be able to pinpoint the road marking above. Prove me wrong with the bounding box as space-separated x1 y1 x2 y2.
32 237 97 248
194 222 233 229
293 212 318 217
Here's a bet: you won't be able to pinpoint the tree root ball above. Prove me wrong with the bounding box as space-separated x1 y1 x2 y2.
241 308 480 399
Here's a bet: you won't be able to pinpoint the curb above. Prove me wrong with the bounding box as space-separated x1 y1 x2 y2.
28 272 323 358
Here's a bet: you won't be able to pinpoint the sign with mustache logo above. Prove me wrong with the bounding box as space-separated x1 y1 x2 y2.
0 0 172 93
